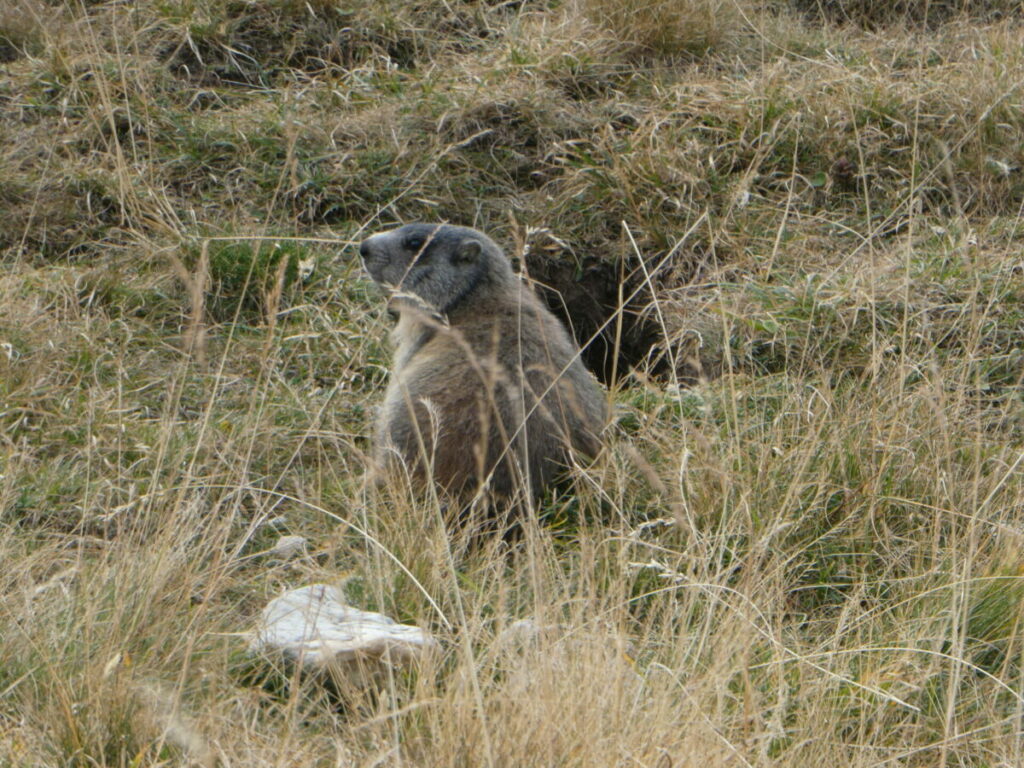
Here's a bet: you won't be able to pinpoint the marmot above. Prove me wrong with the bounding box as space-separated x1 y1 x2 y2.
359 223 606 503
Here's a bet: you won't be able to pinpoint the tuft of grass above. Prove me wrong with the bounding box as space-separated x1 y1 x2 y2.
0 0 54 62
579 0 746 58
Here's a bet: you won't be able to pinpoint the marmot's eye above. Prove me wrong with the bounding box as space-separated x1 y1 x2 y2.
404 236 425 251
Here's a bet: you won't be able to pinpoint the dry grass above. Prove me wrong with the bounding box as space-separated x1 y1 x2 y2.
578 0 745 57
791 0 1024 26
2 0 1024 765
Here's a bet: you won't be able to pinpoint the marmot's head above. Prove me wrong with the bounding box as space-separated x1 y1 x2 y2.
359 223 515 315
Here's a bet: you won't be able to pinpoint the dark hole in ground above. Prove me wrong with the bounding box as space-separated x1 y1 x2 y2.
0 42 21 63
523 246 664 386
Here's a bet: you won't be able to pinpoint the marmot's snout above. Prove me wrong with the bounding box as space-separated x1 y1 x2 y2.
358 232 400 286
358 234 383 269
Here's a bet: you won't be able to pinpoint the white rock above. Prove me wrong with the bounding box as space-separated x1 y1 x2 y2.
251 584 436 668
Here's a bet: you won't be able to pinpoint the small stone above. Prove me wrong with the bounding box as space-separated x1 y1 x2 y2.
269 535 308 559
501 618 543 646
986 157 1016 176
250 584 436 669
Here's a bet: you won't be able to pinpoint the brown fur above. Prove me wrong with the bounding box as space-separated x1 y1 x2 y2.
360 223 606 503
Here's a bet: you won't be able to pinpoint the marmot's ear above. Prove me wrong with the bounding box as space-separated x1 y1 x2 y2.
455 239 481 263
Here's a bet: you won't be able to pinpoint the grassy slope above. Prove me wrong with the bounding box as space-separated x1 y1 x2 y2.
2 0 1024 765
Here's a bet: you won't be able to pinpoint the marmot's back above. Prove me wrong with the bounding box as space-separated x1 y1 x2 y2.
360 223 606 501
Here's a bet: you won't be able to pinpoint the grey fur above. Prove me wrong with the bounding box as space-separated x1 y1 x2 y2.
360 223 607 501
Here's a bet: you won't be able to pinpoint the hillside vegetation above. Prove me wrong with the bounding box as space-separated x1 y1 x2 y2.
2 0 1024 765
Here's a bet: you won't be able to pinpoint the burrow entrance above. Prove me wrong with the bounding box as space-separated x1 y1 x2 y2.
518 230 696 386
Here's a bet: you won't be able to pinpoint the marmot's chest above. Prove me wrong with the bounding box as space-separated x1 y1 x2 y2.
392 313 506 369
391 320 437 374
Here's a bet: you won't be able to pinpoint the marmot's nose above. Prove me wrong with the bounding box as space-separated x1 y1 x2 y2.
359 240 371 260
